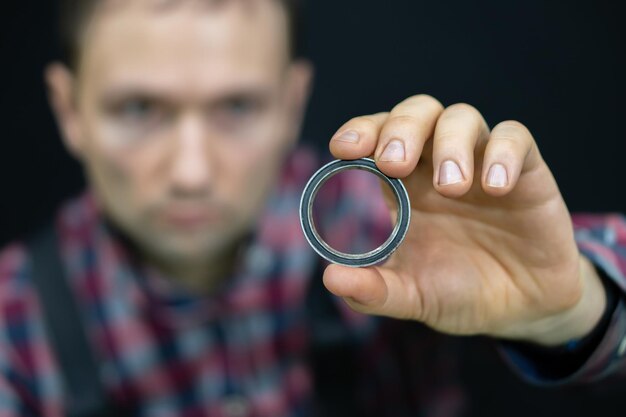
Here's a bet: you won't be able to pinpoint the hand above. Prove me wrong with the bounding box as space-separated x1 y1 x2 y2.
323 95 606 346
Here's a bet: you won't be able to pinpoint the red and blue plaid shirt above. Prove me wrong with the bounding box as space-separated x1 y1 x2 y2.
1 147 625 416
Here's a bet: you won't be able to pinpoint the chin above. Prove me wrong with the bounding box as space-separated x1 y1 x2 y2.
145 227 244 263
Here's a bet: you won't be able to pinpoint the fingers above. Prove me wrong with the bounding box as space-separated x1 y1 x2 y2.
374 95 444 178
481 120 541 197
323 263 423 320
432 103 490 198
330 95 541 199
329 94 444 178
329 112 389 161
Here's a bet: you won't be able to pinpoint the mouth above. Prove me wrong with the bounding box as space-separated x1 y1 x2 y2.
161 205 225 230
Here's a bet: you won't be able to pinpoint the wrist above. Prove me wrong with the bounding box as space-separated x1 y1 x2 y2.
519 255 607 347
499 257 619 380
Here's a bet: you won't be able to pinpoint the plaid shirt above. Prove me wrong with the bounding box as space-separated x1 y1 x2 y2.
0 147 625 416
503 214 626 383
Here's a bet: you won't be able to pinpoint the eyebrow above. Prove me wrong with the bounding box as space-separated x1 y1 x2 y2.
149 0 257 14
98 84 274 107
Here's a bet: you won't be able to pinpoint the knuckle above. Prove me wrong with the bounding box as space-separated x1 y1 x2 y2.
434 128 459 142
440 103 486 136
386 113 420 126
407 94 445 112
494 120 529 134
444 102 480 118
492 120 535 147
347 115 383 131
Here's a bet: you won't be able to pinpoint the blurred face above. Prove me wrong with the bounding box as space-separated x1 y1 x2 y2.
48 0 311 267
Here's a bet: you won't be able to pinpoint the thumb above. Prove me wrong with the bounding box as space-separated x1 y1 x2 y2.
322 263 423 320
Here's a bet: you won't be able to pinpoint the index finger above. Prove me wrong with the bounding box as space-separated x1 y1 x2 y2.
329 94 444 171
329 112 389 160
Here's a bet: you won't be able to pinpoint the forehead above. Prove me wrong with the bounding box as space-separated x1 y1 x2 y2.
79 0 290 92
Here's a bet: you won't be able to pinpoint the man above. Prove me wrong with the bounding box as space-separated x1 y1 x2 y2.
0 0 625 416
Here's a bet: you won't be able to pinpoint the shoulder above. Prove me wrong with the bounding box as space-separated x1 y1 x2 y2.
572 212 626 287
0 242 32 313
0 191 96 334
0 238 41 385
572 212 626 256
0 239 63 417
572 212 626 231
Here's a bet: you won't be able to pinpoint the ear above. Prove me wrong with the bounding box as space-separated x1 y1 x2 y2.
284 59 314 144
45 62 85 159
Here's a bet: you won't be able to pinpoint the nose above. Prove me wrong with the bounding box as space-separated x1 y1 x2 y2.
170 114 213 196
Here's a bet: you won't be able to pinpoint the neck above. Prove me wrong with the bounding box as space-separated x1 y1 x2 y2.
144 241 244 294
104 218 246 293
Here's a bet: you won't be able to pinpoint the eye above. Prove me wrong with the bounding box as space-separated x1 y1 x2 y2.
117 98 158 121
208 95 267 134
220 97 260 117
103 96 173 141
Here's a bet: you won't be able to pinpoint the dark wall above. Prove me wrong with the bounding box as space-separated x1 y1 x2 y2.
301 0 625 213
1 0 624 244
1 1 625 415
1 1 83 243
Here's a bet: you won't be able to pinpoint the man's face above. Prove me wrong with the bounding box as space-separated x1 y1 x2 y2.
49 0 311 266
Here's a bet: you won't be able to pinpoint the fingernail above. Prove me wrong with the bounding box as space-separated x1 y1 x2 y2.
334 130 360 143
379 139 405 162
487 163 508 187
438 160 464 185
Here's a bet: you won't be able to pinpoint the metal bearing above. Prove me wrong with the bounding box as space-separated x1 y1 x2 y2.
299 158 411 267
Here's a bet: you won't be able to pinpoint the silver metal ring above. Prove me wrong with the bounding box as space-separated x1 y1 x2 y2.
299 158 411 267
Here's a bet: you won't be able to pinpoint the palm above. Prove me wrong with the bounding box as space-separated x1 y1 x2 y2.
377 154 580 336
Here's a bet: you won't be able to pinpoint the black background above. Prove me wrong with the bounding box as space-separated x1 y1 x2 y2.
1 1 625 415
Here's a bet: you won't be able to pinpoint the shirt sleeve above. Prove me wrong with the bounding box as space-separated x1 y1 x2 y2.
500 213 626 385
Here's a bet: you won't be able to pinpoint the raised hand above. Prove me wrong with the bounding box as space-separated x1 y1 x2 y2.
323 95 605 346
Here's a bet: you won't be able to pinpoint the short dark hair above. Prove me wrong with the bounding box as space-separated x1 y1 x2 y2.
56 0 304 69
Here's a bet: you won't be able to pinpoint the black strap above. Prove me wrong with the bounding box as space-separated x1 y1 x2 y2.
306 260 361 417
28 226 115 417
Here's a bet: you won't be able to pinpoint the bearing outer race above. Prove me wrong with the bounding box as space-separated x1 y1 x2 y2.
299 158 411 267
